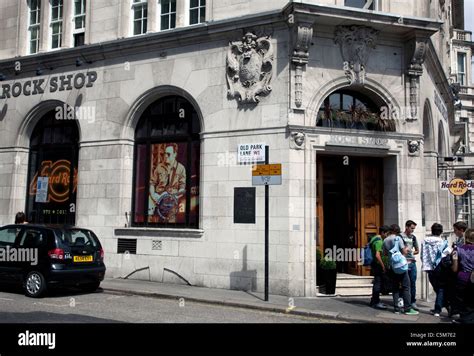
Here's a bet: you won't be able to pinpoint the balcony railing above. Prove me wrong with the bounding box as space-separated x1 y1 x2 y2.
459 86 474 95
454 29 472 42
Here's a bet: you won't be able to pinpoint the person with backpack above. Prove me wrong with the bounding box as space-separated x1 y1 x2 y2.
421 223 450 317
451 228 474 323
369 225 391 310
383 224 418 315
401 220 420 310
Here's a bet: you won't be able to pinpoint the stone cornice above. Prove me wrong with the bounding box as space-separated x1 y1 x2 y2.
0 10 287 77
284 2 443 33
1 2 444 77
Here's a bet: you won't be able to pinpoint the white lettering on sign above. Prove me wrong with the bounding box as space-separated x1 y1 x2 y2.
327 135 389 147
238 143 266 164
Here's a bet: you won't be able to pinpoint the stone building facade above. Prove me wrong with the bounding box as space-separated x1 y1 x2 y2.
0 0 462 298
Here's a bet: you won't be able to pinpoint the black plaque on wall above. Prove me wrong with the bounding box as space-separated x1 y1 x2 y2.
234 187 256 224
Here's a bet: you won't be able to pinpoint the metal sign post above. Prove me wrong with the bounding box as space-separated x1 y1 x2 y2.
251 147 282 302
264 146 269 302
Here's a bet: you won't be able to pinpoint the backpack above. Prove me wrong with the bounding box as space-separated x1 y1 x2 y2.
362 236 381 266
389 236 408 274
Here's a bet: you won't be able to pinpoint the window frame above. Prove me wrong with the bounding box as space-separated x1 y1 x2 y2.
132 0 148 36
159 0 177 31
50 0 63 49
72 0 86 47
189 0 206 25
28 0 41 54
344 0 379 11
457 52 467 86
132 96 201 229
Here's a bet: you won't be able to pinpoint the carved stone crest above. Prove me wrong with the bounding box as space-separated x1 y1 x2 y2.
226 32 274 104
334 25 379 85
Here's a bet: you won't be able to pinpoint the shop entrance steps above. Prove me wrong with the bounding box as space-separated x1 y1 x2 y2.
335 273 374 296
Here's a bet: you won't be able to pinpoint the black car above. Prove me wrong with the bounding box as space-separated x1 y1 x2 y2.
0 224 106 297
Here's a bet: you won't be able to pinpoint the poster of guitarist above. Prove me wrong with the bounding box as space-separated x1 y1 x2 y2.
149 143 186 223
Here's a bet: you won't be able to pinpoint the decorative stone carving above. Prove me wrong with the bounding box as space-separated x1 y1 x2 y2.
226 32 274 104
334 25 379 85
408 140 421 155
291 24 313 107
290 132 306 150
406 37 428 121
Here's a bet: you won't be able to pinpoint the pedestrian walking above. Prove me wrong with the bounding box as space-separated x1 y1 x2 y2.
421 223 450 317
401 220 419 310
369 225 391 310
383 224 418 315
451 228 474 323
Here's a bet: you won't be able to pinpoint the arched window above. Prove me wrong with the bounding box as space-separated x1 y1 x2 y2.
26 109 79 224
133 96 200 228
316 89 395 131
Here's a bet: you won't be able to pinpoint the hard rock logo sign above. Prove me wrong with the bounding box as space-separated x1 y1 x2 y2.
29 160 77 203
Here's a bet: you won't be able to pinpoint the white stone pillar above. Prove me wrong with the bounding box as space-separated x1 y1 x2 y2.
62 0 73 48
39 0 50 52
147 0 158 33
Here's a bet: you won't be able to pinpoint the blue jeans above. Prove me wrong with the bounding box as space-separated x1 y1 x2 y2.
428 271 445 313
407 262 417 305
391 270 411 312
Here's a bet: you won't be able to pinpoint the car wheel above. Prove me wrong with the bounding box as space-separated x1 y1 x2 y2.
24 271 47 298
80 281 101 293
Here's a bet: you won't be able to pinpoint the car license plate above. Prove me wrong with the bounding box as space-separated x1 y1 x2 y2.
73 255 93 262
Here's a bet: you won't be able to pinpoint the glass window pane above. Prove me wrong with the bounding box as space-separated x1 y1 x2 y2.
191 0 199 8
134 7 142 20
74 0 81 14
161 16 169 30
134 21 141 35
342 94 352 111
329 94 340 109
170 14 176 28
345 0 367 8
200 8 205 23
171 0 176 12
190 9 198 24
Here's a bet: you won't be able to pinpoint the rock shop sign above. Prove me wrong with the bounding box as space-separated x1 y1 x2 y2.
0 71 97 99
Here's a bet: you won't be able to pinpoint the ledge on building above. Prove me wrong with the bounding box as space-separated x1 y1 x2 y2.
114 227 204 239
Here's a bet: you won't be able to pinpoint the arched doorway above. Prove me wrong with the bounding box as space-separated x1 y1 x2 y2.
316 88 390 276
26 109 79 224
132 95 201 228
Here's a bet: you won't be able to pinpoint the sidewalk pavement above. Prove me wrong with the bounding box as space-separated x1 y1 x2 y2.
101 278 449 323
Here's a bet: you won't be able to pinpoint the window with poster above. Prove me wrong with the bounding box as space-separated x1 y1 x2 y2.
26 109 79 225
133 96 200 228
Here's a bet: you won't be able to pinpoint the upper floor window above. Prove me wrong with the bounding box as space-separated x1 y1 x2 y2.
73 0 86 47
161 0 176 30
189 0 205 25
316 89 395 131
345 0 377 10
457 52 466 86
50 0 63 49
28 0 41 54
132 0 148 35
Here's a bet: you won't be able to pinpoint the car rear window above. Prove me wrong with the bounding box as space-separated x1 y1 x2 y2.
57 229 99 247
